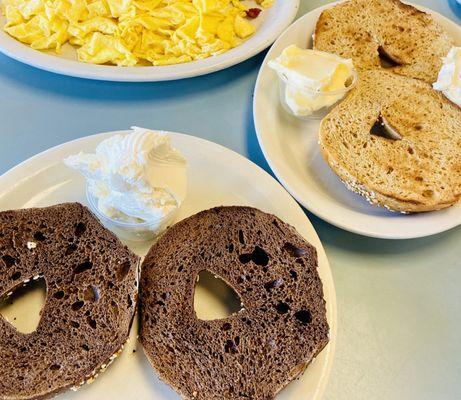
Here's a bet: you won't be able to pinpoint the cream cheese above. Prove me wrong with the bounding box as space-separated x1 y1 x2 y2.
64 127 187 230
433 47 461 107
268 45 355 117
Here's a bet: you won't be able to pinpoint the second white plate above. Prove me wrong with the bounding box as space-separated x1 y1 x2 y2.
253 2 461 239
0 131 336 400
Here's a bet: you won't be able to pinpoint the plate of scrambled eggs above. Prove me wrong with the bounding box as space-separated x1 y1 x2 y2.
0 0 299 81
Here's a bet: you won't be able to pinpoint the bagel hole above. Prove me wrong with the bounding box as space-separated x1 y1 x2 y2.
0 276 46 334
370 114 402 141
194 270 242 320
378 46 402 68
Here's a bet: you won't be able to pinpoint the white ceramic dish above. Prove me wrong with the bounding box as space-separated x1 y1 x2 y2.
0 1 298 82
0 131 336 400
253 2 461 240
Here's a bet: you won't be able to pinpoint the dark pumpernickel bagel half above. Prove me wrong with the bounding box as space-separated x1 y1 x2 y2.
0 203 139 400
140 206 329 400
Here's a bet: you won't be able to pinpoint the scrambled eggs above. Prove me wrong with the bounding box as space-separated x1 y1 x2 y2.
1 0 274 66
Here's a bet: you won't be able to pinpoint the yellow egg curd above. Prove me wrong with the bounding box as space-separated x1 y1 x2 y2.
1 0 274 66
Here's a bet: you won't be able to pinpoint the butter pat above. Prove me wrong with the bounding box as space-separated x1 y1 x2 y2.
268 45 355 117
64 127 187 238
433 47 461 108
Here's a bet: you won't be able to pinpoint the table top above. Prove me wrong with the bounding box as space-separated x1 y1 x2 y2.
0 1 460 399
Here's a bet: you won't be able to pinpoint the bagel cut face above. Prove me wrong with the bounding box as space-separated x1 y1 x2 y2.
0 203 139 400
313 0 453 84
140 206 329 400
319 70 461 212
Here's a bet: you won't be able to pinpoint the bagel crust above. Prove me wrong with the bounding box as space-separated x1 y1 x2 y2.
140 206 329 400
0 203 139 400
313 0 453 84
319 70 461 213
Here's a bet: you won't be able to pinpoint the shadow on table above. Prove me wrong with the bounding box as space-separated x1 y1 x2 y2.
244 93 273 177
306 210 460 257
0 51 261 102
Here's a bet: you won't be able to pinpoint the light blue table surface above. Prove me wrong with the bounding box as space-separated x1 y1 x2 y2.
1 1 460 399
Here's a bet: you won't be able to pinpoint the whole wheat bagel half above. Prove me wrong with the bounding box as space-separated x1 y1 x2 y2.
319 70 461 213
314 0 453 84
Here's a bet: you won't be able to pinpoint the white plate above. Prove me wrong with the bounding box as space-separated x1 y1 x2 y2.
0 131 336 400
253 2 461 240
0 1 298 82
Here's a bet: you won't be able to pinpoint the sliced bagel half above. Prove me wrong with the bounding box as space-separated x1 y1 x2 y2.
319 70 461 212
0 203 139 399
314 0 453 84
140 206 329 399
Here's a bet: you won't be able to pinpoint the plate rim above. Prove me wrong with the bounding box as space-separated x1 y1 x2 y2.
0 0 299 82
253 1 461 240
0 129 337 399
